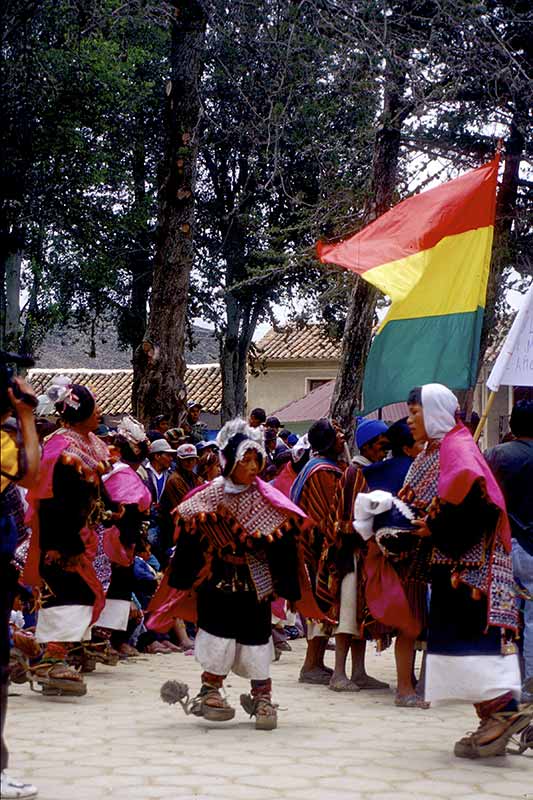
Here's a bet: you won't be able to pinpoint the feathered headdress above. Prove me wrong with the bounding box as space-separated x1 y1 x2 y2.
215 418 266 477
46 375 81 411
117 415 147 445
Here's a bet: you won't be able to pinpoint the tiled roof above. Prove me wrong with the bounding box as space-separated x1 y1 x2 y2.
256 325 340 361
28 365 221 415
272 380 408 424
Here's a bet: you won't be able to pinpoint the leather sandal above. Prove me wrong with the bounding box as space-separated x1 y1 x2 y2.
395 693 430 709
190 685 235 722
9 650 31 685
29 660 87 697
454 706 533 759
240 693 278 730
67 644 96 673
84 641 119 666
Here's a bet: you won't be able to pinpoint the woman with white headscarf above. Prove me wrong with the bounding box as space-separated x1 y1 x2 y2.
355 382 529 756
403 383 528 758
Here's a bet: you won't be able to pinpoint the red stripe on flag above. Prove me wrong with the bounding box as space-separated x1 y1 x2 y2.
317 156 499 274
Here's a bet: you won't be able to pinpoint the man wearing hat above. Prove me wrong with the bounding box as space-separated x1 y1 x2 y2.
184 401 206 445
158 444 202 565
322 419 411 693
147 414 170 442
146 439 176 502
144 439 176 563
265 415 282 432
353 418 389 468
364 419 422 494
290 418 345 685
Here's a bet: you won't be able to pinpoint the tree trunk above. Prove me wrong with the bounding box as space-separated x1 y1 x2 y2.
3 248 22 349
0 219 24 351
133 0 207 425
128 108 153 353
220 296 261 423
220 294 240 422
330 62 408 440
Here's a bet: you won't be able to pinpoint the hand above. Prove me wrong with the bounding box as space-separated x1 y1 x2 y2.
8 377 37 417
411 518 431 538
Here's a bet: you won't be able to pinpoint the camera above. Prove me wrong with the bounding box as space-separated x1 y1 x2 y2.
0 350 38 415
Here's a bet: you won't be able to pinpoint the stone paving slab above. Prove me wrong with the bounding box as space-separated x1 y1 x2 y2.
6 641 532 799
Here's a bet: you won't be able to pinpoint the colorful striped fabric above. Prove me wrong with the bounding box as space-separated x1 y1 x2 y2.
317 157 499 412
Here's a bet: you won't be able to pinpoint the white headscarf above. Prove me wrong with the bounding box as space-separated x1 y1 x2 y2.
420 383 459 440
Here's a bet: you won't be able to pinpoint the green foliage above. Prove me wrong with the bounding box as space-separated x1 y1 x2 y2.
1 0 168 353
2 0 531 397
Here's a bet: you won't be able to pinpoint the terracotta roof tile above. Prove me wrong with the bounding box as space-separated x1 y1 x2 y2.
28 365 221 415
256 325 340 361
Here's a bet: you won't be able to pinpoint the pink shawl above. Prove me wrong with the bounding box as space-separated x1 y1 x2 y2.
439 424 511 551
23 432 106 622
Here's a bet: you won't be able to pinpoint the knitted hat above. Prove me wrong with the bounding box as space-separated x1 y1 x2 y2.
374 498 419 561
355 418 388 450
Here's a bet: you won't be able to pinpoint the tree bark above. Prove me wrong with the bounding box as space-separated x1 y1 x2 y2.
127 108 153 353
219 296 261 423
2 247 22 350
330 60 408 440
133 0 207 425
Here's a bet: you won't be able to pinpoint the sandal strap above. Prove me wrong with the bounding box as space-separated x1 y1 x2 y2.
491 704 533 723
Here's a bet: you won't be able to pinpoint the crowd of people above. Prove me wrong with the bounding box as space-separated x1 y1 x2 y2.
1 361 532 797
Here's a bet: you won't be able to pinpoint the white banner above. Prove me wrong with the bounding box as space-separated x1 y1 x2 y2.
487 284 533 391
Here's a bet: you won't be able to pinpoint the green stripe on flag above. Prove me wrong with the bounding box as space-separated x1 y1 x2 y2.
362 307 484 414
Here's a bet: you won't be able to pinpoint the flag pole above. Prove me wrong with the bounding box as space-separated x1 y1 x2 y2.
473 389 497 443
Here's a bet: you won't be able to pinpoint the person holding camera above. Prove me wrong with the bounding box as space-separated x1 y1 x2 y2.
1 353 40 799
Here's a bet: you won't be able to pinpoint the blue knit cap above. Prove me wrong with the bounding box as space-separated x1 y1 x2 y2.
355 418 389 450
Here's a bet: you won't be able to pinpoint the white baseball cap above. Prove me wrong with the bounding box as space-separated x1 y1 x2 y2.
176 443 198 459
149 439 177 455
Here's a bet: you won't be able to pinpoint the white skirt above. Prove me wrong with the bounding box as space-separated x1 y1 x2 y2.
425 653 522 703
35 605 93 643
95 598 130 631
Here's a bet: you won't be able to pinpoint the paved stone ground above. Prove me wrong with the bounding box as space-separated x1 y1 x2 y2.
6 641 532 800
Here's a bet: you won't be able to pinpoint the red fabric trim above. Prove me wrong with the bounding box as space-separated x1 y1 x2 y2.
362 540 421 639
103 525 134 566
146 570 198 631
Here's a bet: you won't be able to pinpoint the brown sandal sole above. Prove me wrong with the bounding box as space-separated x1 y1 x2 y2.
455 714 532 759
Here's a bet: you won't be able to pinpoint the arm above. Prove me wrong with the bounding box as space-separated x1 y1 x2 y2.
426 480 499 560
8 380 40 488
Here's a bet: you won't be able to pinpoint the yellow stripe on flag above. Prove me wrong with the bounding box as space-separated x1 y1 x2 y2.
367 226 494 328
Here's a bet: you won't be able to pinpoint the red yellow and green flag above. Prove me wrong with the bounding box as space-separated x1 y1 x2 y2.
317 156 499 412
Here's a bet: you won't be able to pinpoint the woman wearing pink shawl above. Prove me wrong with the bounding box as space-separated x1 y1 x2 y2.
24 379 110 697
404 384 530 758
